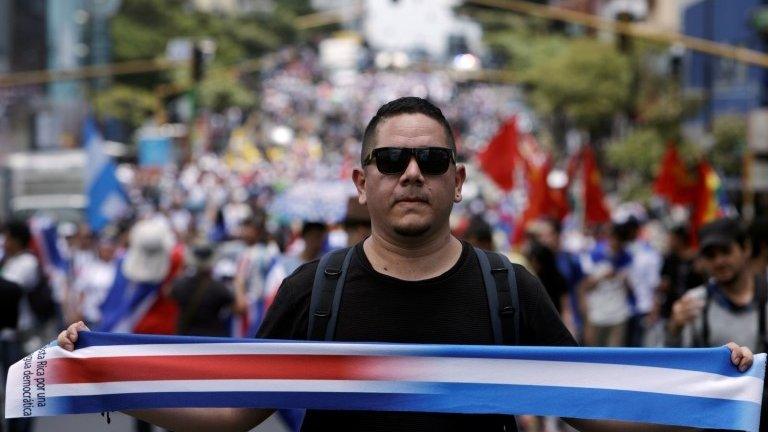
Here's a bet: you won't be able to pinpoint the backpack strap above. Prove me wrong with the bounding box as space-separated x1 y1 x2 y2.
700 284 713 348
475 247 520 345
307 247 355 341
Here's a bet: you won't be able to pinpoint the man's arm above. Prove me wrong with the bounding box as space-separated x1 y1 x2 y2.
58 322 273 432
125 407 273 432
566 419 695 432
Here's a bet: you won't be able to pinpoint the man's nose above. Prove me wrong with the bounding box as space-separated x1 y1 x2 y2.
400 156 424 181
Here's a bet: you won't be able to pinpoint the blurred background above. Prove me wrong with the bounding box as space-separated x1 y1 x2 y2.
1 0 768 431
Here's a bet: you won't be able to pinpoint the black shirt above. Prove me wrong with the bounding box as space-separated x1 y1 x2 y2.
171 272 234 337
258 240 577 431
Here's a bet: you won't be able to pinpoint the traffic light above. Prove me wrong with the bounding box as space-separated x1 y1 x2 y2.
616 12 634 53
191 44 205 83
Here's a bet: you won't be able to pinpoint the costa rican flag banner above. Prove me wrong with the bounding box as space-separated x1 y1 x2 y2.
4 332 765 431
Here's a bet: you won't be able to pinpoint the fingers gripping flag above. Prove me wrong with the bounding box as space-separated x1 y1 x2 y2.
5 332 765 431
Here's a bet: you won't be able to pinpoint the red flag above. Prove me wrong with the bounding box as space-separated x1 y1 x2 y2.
582 146 610 225
478 117 519 191
653 144 695 204
512 152 570 244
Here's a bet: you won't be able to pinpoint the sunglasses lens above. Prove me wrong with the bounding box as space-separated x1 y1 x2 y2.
375 148 410 174
371 147 453 175
417 148 451 175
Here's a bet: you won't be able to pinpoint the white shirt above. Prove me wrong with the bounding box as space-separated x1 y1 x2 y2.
73 259 117 325
628 240 662 315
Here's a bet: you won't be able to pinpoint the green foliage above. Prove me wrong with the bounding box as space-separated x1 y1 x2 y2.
711 115 747 177
525 38 632 132
92 85 157 129
110 0 311 88
198 70 257 113
606 127 665 180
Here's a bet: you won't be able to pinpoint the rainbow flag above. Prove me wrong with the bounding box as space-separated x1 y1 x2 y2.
693 161 731 228
4 332 764 431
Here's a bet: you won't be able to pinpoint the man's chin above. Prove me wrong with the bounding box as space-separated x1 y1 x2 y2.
393 224 431 237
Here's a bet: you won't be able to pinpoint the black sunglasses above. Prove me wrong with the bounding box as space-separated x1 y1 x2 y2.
363 147 455 175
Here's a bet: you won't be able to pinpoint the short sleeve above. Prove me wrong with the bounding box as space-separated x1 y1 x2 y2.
256 261 316 340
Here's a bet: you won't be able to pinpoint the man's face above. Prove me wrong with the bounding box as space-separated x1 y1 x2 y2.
240 225 259 244
701 242 750 285
353 113 465 239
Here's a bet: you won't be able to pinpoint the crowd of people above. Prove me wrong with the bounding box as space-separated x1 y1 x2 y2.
0 47 764 432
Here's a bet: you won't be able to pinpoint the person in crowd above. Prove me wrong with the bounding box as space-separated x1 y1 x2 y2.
1 221 39 432
342 196 371 247
658 225 705 322
463 215 495 251
232 215 278 336
70 237 118 328
263 221 328 309
525 239 568 316
666 217 767 430
579 223 632 347
750 217 768 282
527 218 582 339
172 243 234 337
59 97 753 432
623 217 663 347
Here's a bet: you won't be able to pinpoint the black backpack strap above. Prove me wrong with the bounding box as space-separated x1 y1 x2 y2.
307 247 355 341
475 247 520 345
700 284 713 348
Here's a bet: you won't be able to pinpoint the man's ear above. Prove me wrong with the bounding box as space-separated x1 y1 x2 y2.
353 168 367 205
454 164 466 203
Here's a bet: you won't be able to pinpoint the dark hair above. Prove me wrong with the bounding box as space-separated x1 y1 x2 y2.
538 217 562 236
4 220 31 248
301 221 327 236
360 97 456 165
464 216 493 244
670 224 689 242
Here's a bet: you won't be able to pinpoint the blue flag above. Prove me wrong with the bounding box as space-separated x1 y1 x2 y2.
83 117 129 232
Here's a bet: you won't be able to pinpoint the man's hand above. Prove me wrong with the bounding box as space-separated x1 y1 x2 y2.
726 342 753 372
669 291 704 333
57 321 90 351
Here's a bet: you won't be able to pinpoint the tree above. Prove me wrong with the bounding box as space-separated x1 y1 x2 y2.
711 115 747 178
198 70 257 113
525 38 632 134
92 85 158 130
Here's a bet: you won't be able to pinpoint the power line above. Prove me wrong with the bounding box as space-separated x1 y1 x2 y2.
0 58 186 88
466 0 768 68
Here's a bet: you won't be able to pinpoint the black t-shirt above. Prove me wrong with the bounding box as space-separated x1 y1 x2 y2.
659 253 705 319
258 240 577 431
171 273 234 337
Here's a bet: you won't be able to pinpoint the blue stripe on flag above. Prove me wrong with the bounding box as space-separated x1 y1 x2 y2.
43 384 760 431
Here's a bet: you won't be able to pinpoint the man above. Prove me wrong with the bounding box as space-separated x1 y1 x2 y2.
60 98 753 431
623 217 663 347
1 220 40 432
527 218 581 338
579 223 632 347
658 225 705 322
263 221 327 310
232 215 277 336
342 196 371 247
666 217 766 431
172 243 234 337
667 218 766 351
750 217 767 283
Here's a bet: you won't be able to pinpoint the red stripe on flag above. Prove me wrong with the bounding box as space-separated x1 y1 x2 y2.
47 355 393 384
